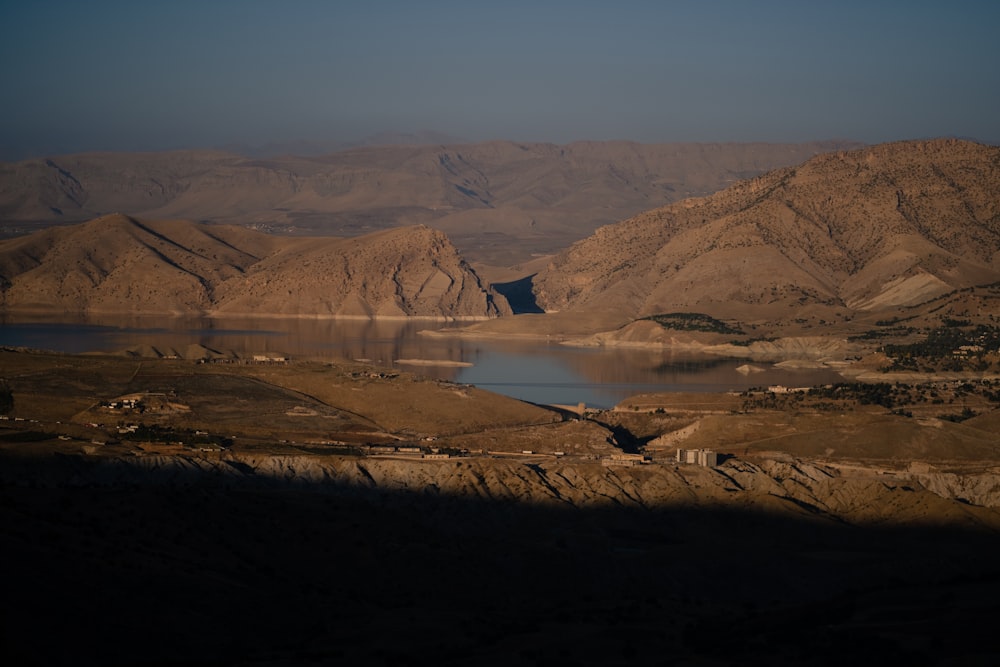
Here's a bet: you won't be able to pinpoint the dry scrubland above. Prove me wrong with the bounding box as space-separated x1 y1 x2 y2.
2 348 1000 664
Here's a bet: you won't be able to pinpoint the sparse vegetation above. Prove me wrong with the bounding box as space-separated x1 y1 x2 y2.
122 424 232 449
640 312 744 335
882 322 1000 372
849 325 918 341
739 379 1000 416
939 407 978 423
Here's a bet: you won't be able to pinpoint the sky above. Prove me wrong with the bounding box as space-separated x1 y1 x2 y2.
2 0 998 159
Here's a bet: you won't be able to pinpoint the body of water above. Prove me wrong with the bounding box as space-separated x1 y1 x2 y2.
0 315 847 409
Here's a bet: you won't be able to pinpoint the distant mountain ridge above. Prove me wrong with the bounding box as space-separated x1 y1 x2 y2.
0 140 861 265
0 214 508 319
533 139 1000 323
4 140 995 331
218 131 469 158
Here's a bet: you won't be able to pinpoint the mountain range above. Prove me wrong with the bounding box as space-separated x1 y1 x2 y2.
0 140 859 266
1 138 997 328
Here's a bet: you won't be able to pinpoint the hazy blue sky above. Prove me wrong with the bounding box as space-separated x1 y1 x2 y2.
2 0 998 159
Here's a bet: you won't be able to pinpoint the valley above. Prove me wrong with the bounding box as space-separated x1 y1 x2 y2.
2 137 1000 665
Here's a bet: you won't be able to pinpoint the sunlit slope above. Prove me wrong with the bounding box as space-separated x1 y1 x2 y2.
534 139 1000 321
0 214 509 318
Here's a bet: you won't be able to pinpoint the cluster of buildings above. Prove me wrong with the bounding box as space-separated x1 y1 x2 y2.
368 444 452 459
602 453 652 467
346 370 399 380
675 448 718 467
102 396 143 411
251 354 287 364
766 385 809 394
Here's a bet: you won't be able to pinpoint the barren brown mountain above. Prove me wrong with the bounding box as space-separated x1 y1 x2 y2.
0 140 859 265
0 214 508 318
533 139 1000 328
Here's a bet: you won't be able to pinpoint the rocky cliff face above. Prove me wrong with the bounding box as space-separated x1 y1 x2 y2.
0 214 509 318
533 139 1000 319
211 224 509 318
21 452 998 522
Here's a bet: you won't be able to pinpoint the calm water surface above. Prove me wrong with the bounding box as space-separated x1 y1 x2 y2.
0 315 846 409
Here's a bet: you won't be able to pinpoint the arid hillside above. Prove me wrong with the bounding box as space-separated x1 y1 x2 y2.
534 139 1000 325
0 214 508 318
0 140 859 265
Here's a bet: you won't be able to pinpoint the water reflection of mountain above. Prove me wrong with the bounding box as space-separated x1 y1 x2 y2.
650 357 731 374
495 344 843 393
1 315 846 407
2 313 462 361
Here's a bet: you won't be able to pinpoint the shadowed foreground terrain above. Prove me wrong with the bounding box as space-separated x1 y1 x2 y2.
2 452 999 667
1 348 999 665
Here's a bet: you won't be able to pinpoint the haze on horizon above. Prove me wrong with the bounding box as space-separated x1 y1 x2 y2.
2 0 998 161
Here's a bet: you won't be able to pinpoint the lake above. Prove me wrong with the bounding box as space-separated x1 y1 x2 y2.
0 314 847 409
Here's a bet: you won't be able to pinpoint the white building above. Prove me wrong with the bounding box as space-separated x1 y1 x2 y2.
676 448 718 467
